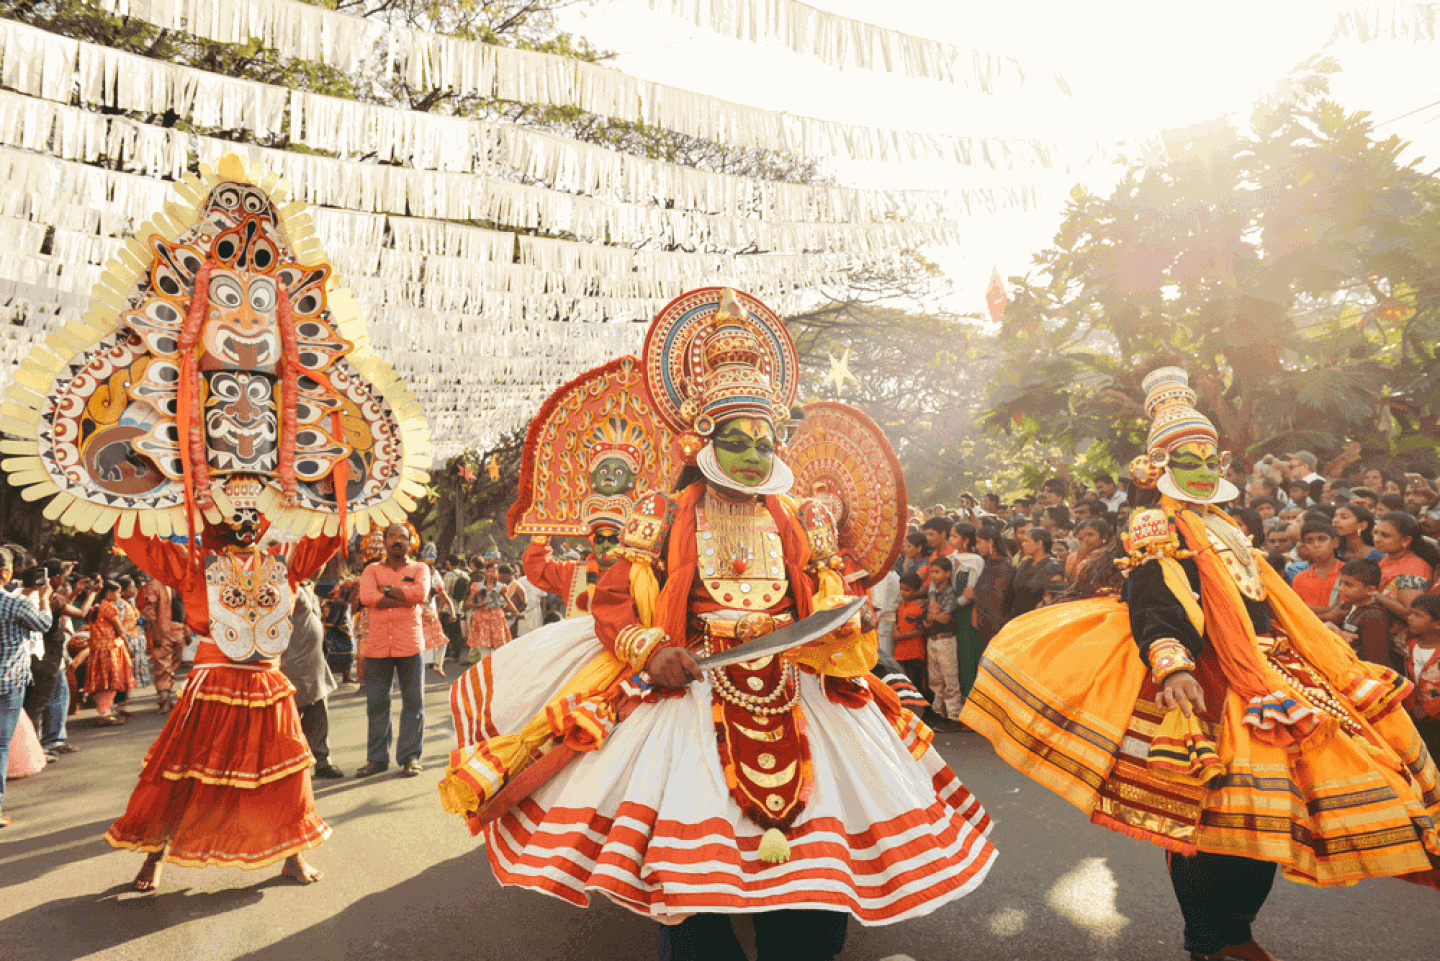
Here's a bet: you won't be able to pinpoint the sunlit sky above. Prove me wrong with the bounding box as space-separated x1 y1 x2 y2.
557 1 1440 314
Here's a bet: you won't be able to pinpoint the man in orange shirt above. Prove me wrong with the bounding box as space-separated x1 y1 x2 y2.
356 524 431 778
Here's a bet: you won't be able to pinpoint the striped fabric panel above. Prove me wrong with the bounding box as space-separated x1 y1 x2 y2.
485 797 996 922
878 670 928 713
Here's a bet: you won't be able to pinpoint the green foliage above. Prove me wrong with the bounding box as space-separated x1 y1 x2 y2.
982 63 1440 475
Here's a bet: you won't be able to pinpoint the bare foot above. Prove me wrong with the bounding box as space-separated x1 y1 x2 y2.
133 850 167 892
280 854 321 884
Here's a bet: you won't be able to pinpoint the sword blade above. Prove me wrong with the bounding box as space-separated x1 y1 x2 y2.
692 597 866 672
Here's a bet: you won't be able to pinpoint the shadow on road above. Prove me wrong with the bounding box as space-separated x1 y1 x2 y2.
230 852 656 961
0 881 269 955
0 817 119 889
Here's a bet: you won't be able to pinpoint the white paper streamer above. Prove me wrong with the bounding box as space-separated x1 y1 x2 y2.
85 0 1105 167
0 84 995 254
1328 4 1440 42
646 0 1060 93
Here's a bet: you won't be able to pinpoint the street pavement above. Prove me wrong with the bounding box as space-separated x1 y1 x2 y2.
1 672 1435 961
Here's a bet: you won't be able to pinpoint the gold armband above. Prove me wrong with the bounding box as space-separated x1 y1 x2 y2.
614 625 668 672
1148 638 1196 684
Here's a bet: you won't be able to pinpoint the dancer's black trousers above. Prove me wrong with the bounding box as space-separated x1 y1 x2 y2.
658 909 848 961
1168 851 1276 956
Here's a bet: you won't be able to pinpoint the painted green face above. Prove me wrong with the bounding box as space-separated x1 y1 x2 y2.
1168 441 1220 500
590 457 636 497
712 418 775 488
591 525 622 567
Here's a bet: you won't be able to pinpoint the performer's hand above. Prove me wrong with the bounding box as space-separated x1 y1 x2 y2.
858 605 877 634
1157 671 1207 718
644 647 703 688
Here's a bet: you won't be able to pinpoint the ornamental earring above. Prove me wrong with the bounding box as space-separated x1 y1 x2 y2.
1128 452 1164 490
1219 451 1233 473
675 432 704 465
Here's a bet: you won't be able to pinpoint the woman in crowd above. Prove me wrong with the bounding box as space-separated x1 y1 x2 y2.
465 561 512 654
894 531 931 579
947 522 986 698
1332 502 1382 562
1010 527 1062 617
116 577 151 704
972 526 1015 648
1068 518 1117 598
1372 511 1439 620
83 581 133 726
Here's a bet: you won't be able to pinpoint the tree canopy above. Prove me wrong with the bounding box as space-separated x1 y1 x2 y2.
981 63 1440 478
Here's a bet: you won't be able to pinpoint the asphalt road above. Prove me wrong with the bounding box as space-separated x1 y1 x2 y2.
1 674 1434 961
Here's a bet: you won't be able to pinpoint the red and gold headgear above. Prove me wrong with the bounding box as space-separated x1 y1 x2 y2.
1129 367 1237 504
642 287 799 463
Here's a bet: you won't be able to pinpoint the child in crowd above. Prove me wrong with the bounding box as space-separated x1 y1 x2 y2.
923 557 962 733
1403 593 1440 756
1040 576 1069 608
892 573 928 705
1292 521 1342 615
1336 558 1402 672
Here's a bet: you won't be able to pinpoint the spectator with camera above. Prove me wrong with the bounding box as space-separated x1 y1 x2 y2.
1 546 54 828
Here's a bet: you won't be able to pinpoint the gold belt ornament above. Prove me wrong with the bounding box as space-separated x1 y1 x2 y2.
694 610 794 642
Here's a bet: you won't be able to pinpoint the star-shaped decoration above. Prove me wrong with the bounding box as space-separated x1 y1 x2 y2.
824 347 858 394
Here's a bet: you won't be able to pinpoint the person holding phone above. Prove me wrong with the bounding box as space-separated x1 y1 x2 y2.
355 523 430 778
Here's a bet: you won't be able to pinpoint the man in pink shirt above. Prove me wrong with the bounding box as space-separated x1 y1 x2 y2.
356 524 431 778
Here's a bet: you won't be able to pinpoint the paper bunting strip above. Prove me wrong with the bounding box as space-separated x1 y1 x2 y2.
85 0 1109 168
1328 4 1440 43
646 0 1064 93
0 84 1007 252
0 18 979 225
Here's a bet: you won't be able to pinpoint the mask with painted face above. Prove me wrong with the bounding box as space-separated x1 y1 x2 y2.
710 417 776 488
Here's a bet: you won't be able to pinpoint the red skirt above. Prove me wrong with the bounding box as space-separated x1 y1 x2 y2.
84 638 134 693
105 654 329 868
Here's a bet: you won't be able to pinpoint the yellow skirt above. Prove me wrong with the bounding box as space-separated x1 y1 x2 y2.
960 597 1440 889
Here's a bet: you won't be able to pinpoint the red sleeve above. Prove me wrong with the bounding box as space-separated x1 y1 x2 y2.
114 534 193 592
286 534 344 586
398 564 428 604
522 539 577 597
590 557 642 655
358 564 383 608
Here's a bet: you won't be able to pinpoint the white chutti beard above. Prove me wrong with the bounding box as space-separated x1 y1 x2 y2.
697 442 794 497
1157 472 1241 505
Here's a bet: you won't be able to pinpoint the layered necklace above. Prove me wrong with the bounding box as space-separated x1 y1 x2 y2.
703 488 764 576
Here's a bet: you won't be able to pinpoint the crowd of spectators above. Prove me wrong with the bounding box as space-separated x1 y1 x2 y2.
873 447 1440 750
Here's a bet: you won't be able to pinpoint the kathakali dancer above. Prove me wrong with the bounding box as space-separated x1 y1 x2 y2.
441 288 994 960
508 355 679 619
0 153 430 891
961 367 1439 961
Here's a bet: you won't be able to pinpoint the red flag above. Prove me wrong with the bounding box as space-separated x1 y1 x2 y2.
986 268 1009 323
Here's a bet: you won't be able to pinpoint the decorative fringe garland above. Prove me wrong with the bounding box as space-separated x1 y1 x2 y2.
0 17 999 225
0 81 999 253
646 0 1057 94
84 1 1105 168
1328 4 1440 43
0 148 857 309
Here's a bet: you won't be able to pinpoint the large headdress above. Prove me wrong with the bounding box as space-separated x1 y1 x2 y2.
0 153 430 542
785 401 907 590
643 288 798 453
506 356 677 538
1129 366 1238 504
